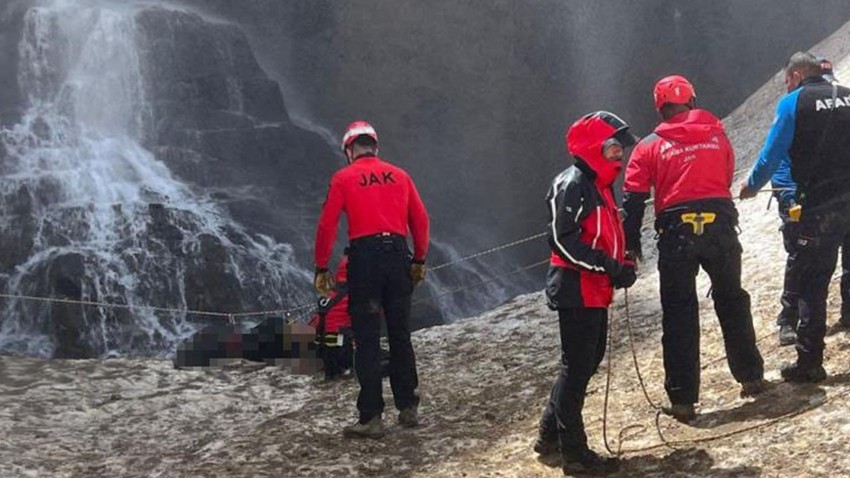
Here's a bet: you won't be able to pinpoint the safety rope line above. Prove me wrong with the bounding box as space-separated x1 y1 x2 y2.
643 187 795 207
0 232 549 321
413 259 549 307
428 232 547 273
0 292 231 317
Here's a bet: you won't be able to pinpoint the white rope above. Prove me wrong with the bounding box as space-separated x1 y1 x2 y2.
0 232 549 320
428 232 547 272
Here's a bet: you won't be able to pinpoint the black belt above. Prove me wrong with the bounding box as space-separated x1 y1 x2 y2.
349 232 408 251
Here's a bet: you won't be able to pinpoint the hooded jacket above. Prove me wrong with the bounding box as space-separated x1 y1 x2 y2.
622 109 737 253
624 109 734 213
546 115 628 309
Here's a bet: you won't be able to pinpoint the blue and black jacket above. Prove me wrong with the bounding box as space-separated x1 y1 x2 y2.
747 76 850 210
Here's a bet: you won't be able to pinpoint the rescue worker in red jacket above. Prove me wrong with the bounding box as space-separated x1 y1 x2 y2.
622 75 766 423
314 121 430 439
534 111 637 476
309 256 354 380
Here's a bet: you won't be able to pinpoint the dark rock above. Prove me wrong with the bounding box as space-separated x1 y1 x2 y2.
45 252 91 358
134 6 335 256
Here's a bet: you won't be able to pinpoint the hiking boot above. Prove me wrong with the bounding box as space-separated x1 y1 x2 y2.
780 362 827 383
533 435 559 456
740 378 768 398
398 406 419 428
562 448 619 476
342 416 385 439
662 403 696 423
779 324 797 347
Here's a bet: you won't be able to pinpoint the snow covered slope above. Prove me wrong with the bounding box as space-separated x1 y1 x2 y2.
4 19 850 478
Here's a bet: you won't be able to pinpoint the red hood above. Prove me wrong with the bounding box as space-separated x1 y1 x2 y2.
565 120 623 188
654 109 725 144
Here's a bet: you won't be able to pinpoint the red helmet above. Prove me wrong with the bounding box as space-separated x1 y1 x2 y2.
341 121 378 151
653 75 696 110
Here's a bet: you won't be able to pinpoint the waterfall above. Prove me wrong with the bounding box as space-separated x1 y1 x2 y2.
0 0 311 358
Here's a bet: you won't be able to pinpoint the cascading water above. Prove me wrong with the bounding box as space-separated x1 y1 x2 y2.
0 0 312 358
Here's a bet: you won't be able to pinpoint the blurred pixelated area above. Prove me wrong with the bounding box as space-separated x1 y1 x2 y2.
174 317 322 374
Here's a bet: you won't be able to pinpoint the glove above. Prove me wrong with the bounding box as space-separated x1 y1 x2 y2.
314 268 335 296
625 249 643 263
410 259 427 287
611 259 637 290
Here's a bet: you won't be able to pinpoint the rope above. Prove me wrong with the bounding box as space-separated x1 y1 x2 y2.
643 187 795 207
0 292 232 318
428 232 547 273
609 287 850 455
619 384 850 454
602 289 661 457
413 259 549 308
0 231 547 321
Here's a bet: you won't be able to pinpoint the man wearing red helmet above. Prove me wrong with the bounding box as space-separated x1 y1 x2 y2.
314 120 430 439
533 111 636 475
622 75 765 422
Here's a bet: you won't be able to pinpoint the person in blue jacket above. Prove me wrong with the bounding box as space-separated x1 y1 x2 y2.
740 52 850 382
750 57 850 347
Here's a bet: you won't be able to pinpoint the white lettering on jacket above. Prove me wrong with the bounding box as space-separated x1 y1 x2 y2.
815 95 850 111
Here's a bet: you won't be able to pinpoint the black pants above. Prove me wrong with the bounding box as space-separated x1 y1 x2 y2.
794 209 850 367
320 330 354 379
348 234 418 423
657 222 764 405
537 308 607 451
777 203 850 327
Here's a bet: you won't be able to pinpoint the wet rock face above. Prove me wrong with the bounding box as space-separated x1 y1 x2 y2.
0 4 326 359
134 7 336 248
134 8 286 136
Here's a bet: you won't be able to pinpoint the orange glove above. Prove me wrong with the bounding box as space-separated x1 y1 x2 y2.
410 260 426 287
314 268 335 296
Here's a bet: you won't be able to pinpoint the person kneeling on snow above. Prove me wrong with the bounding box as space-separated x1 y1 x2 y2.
309 256 392 381
309 257 354 380
534 111 638 476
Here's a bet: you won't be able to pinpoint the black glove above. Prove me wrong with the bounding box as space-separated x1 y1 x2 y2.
626 248 643 263
611 259 637 289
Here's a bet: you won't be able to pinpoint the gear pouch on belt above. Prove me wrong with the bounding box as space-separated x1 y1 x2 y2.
680 212 716 235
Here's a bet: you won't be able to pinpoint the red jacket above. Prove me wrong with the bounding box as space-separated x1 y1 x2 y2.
309 258 350 334
314 156 429 269
623 109 734 213
547 124 626 309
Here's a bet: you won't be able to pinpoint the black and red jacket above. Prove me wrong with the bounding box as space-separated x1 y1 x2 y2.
308 258 351 335
622 109 738 253
314 155 430 269
546 130 627 309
